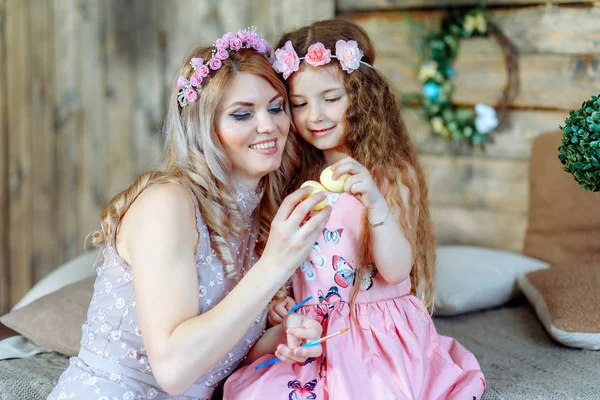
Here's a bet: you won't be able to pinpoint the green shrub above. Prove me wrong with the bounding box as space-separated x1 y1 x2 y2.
558 94 600 192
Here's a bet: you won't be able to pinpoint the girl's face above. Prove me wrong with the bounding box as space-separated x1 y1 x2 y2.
216 72 290 188
288 66 350 161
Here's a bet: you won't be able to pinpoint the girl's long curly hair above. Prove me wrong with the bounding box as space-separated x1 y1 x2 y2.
91 46 299 280
276 19 436 309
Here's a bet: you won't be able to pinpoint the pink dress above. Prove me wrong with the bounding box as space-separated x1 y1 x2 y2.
224 193 486 399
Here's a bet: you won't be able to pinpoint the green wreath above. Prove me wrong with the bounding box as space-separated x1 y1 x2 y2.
419 8 519 146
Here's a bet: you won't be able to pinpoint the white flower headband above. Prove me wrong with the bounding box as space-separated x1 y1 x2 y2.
272 40 372 80
177 27 272 108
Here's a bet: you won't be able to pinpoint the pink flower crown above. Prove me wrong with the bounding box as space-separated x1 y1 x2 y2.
272 40 372 80
177 27 272 108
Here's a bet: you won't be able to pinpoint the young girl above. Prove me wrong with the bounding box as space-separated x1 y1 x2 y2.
223 19 486 399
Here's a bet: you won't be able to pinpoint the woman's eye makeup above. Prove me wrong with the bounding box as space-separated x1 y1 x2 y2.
230 112 252 121
230 102 284 121
268 103 284 114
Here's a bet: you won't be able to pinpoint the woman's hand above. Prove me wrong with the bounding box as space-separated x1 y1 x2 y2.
262 186 331 274
331 156 389 223
267 296 296 327
274 313 323 364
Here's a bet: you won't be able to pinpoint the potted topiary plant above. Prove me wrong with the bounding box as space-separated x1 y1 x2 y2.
558 94 600 192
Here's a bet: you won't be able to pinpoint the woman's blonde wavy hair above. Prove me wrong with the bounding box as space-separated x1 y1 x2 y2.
91 46 299 280
276 19 436 310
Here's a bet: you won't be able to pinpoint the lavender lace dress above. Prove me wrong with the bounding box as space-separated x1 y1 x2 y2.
48 185 267 400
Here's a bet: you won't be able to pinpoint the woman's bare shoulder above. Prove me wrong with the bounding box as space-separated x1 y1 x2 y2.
117 183 198 262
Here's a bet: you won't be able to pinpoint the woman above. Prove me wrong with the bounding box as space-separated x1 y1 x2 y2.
48 28 330 400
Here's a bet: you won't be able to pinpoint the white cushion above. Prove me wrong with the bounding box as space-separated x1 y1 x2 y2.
0 336 52 360
11 250 100 311
434 246 549 316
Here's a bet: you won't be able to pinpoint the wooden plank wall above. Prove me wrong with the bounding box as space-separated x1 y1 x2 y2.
2 0 595 312
0 0 334 314
339 0 587 10
342 1 600 252
0 0 8 315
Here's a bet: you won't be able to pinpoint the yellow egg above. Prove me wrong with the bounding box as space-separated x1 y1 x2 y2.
320 166 350 193
300 180 329 211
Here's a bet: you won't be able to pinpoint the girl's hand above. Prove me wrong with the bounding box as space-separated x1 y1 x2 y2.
267 296 296 327
331 156 388 211
262 187 331 275
274 313 323 364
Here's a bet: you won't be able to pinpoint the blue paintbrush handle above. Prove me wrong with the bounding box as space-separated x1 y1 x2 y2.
254 356 281 370
288 295 313 313
255 338 321 370
255 296 320 370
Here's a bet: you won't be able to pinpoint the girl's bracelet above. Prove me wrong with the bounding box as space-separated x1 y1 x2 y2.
368 206 390 227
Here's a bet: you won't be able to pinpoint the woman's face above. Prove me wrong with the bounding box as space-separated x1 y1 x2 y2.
216 72 290 187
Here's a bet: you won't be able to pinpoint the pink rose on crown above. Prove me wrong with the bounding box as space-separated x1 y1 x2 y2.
189 73 203 87
209 57 222 70
237 29 249 43
229 37 243 51
335 40 364 74
215 47 229 60
190 57 204 69
305 42 331 66
215 38 228 49
246 31 260 47
196 64 209 78
222 32 235 42
185 88 198 102
253 38 268 54
272 40 300 80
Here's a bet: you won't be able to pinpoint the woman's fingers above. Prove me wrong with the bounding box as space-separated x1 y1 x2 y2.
275 186 312 221
287 192 328 227
297 206 331 242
